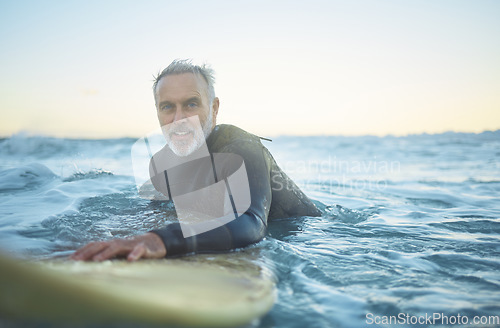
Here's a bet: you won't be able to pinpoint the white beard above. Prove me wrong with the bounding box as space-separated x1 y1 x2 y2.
165 110 213 157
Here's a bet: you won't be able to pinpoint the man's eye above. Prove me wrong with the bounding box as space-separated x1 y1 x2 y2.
188 102 197 108
161 104 172 111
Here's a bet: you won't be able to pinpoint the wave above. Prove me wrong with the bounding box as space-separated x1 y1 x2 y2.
0 164 123 193
0 163 57 192
0 133 78 159
0 133 135 160
63 169 114 182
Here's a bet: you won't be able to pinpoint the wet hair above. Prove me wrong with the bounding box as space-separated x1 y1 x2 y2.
153 59 216 106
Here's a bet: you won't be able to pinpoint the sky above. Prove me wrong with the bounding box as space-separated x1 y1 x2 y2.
1 0 499 138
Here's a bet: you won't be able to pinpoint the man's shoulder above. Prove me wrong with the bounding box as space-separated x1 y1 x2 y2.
212 124 259 139
208 124 262 151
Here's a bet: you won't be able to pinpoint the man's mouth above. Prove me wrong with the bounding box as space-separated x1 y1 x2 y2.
170 130 193 141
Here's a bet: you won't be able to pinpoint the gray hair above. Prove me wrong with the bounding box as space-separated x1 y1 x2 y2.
153 59 216 106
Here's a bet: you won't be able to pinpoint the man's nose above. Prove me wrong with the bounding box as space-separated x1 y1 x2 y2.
173 108 187 123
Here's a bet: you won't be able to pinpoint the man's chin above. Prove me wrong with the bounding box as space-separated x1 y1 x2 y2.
165 127 208 157
168 141 198 157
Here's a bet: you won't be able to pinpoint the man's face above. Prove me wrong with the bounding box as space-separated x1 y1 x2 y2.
155 73 218 156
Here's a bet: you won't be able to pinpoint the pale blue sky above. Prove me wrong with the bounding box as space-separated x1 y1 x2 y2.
1 0 499 137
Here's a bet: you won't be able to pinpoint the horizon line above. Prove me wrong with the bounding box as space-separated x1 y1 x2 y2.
1 128 499 141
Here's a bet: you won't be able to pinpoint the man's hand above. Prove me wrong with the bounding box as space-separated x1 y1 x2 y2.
70 233 167 262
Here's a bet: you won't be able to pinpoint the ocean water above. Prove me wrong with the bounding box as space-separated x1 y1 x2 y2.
1 130 499 327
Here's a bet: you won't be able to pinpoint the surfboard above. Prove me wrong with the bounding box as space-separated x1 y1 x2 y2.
0 251 275 327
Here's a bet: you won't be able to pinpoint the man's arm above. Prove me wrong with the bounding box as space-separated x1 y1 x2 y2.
150 211 266 256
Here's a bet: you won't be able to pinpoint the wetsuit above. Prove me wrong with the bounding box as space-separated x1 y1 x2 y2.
150 124 321 256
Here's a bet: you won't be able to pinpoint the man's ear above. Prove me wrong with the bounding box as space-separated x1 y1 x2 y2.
212 97 220 122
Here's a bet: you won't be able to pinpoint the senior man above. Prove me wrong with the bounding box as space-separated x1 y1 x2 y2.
71 59 321 261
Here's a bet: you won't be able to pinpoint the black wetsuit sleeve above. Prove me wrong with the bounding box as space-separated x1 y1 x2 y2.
150 140 272 256
151 212 266 255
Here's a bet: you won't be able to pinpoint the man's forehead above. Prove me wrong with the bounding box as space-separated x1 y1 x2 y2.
157 72 208 95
